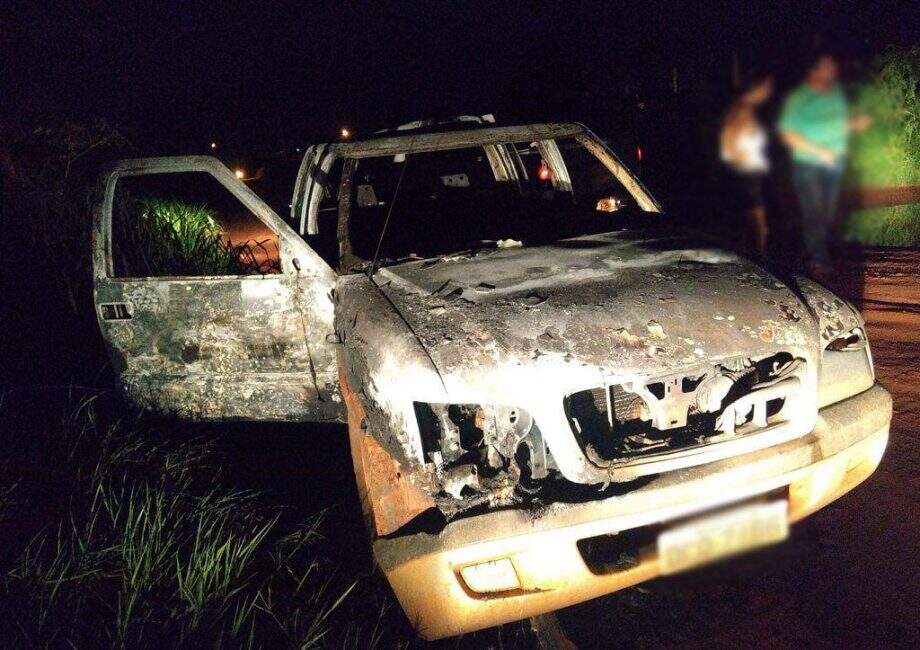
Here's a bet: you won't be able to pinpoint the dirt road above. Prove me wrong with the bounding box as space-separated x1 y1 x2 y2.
841 185 920 209
559 249 920 649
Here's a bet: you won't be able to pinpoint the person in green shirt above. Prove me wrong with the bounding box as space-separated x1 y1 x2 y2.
778 53 871 268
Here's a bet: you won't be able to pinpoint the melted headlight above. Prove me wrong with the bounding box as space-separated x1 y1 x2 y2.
819 327 874 408
413 402 547 482
825 327 868 352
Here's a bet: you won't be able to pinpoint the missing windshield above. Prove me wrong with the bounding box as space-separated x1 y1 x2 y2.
339 137 647 271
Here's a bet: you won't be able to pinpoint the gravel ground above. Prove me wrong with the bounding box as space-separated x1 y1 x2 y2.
558 248 920 649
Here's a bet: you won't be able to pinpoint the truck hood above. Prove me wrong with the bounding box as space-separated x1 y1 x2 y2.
374 230 821 389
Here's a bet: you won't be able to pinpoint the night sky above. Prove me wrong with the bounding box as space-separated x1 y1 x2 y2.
4 1 918 155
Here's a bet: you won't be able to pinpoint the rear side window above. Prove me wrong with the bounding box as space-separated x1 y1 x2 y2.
111 172 280 278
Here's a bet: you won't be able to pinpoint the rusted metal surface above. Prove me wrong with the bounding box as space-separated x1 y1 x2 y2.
375 386 891 639
335 273 447 466
92 127 889 641
341 361 435 536
325 125 875 517
336 230 841 495
95 274 341 421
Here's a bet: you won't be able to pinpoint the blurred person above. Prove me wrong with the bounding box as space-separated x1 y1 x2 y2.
720 75 774 257
778 53 871 270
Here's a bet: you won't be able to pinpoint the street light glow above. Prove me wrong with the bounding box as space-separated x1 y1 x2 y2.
210 142 217 149
340 127 351 139
234 168 245 179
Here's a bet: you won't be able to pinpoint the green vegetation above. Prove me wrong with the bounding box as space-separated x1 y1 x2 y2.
845 47 920 187
0 391 378 648
118 198 271 277
0 389 535 648
842 204 920 247
841 47 920 246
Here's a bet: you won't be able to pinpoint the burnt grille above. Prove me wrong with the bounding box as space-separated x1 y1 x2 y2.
567 385 638 433
565 386 719 460
564 353 804 463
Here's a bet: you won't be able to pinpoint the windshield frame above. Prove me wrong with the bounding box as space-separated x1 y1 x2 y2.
323 123 661 273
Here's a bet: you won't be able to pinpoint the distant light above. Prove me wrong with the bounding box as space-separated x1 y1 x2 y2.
537 161 552 181
210 142 217 149
636 145 643 162
234 169 245 179
340 127 351 139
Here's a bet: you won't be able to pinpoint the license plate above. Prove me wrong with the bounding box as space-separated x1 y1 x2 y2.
658 500 789 575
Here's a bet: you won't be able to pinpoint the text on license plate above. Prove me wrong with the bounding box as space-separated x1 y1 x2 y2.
658 500 789 575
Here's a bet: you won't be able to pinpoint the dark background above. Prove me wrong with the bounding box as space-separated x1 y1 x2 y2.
5 1 919 175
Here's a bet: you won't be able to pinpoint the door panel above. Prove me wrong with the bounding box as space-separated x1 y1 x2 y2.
92 156 342 422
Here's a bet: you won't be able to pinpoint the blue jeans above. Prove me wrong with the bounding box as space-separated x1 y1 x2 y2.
791 162 843 264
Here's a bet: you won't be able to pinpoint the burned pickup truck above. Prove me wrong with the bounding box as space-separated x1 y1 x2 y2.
92 121 892 639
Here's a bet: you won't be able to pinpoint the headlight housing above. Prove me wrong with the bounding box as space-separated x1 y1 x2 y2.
825 327 868 352
819 327 874 408
413 402 545 479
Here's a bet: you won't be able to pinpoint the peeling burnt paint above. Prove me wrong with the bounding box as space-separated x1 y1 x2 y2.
333 227 864 524
97 275 341 421
377 232 819 378
90 129 891 642
92 157 343 423
795 277 862 344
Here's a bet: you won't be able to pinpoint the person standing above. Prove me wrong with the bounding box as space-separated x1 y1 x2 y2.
778 53 871 270
720 75 774 257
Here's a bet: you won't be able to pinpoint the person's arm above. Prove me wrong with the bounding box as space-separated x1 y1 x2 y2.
778 130 839 165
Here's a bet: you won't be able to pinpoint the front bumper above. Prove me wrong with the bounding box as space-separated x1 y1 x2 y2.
375 384 892 640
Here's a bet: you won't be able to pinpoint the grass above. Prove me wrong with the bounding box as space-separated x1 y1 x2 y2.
841 204 920 247
115 197 279 277
0 388 537 648
137 198 235 275
0 389 379 648
845 47 920 188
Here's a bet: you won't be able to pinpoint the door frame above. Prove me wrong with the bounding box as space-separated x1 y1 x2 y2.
92 155 334 283
91 156 342 422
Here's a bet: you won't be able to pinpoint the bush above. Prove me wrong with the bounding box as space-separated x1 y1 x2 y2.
845 47 920 187
841 204 920 246
3 119 130 316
